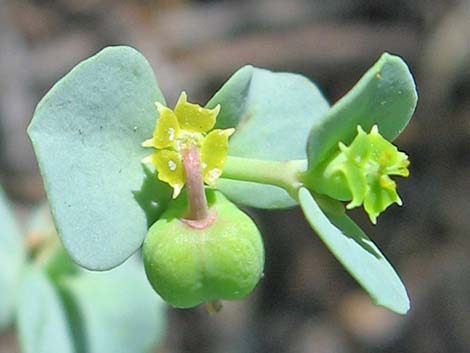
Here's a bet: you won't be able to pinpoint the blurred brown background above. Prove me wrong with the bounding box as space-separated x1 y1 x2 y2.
1 0 470 352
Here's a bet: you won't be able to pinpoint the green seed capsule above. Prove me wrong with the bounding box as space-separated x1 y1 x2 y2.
143 190 264 308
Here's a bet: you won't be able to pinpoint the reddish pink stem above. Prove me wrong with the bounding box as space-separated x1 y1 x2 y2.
182 145 209 221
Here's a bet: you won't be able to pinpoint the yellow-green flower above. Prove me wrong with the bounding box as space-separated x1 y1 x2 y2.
310 125 410 224
142 92 234 198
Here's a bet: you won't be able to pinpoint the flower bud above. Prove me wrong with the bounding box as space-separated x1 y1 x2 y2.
307 125 409 224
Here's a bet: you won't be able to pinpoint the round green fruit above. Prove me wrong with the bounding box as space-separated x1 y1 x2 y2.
143 190 264 308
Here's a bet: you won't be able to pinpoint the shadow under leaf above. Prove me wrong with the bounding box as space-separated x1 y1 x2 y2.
133 164 172 228
315 194 382 259
326 210 382 260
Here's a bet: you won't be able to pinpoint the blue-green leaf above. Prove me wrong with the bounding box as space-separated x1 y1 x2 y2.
28 46 171 270
215 178 295 209
307 53 417 170
17 268 75 353
0 186 25 330
207 66 330 209
59 257 166 353
298 188 409 314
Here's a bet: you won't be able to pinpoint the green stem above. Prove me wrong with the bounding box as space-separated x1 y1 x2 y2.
205 300 223 314
221 156 307 200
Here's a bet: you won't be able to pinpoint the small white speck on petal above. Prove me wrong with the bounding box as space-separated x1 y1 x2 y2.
168 160 177 171
207 168 221 184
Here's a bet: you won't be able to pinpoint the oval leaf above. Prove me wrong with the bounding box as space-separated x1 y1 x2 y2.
0 187 25 330
307 52 417 170
58 257 166 353
298 188 409 314
17 268 75 353
28 46 170 270
207 66 330 209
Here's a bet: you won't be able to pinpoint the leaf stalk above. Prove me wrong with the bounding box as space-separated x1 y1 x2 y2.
221 156 307 200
